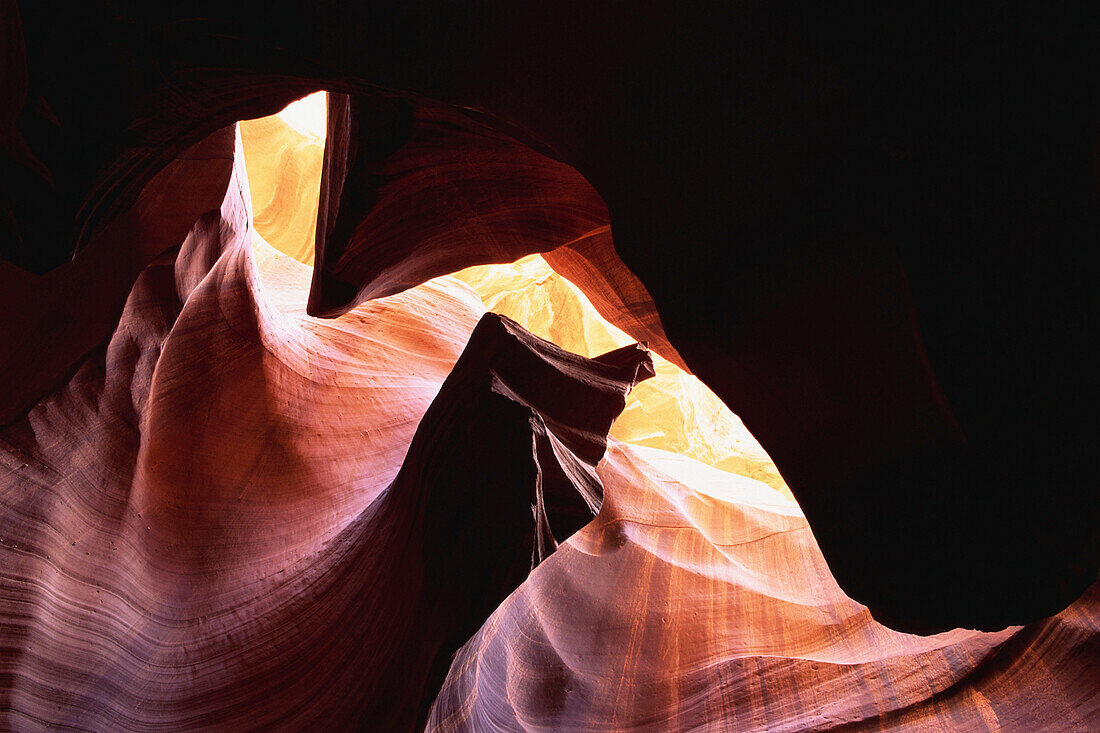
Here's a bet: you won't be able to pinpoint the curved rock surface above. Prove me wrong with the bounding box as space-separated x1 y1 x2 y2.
430 442 1100 731
3 121 1096 731
4 1 1096 629
0 135 652 730
1 3 1098 730
454 255 790 497
239 109 324 265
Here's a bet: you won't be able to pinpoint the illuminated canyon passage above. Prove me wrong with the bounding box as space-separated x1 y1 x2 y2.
2 5 1099 731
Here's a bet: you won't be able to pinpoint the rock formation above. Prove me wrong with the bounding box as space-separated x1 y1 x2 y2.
0 137 653 729
2 1 1098 730
430 442 1099 731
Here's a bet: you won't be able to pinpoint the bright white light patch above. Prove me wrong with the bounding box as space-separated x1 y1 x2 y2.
276 91 328 141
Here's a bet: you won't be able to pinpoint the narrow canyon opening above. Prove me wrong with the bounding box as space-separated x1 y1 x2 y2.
2 56 1094 727
239 92 795 504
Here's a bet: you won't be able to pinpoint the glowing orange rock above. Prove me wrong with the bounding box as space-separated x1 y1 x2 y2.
240 95 325 265
454 254 791 497
1 69 1097 730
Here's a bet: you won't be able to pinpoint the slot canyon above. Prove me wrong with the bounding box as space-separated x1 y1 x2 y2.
1 4 1097 731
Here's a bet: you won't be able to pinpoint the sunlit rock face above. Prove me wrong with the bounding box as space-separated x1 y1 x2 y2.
431 443 1099 731
454 255 791 498
254 99 1100 731
241 98 789 498
239 93 326 265
0 134 475 729
0 130 654 730
2 17 1099 728
3 2 1096 635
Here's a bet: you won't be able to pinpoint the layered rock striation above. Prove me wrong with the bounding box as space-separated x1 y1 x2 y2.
2 3 1098 729
0 134 653 730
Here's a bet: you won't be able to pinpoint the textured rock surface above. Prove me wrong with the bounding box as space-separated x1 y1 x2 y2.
0 126 238 424
239 107 324 265
454 255 790 497
308 93 613 317
430 442 1100 731
1 2 1098 729
4 1 1096 629
0 136 653 730
240 110 781 496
